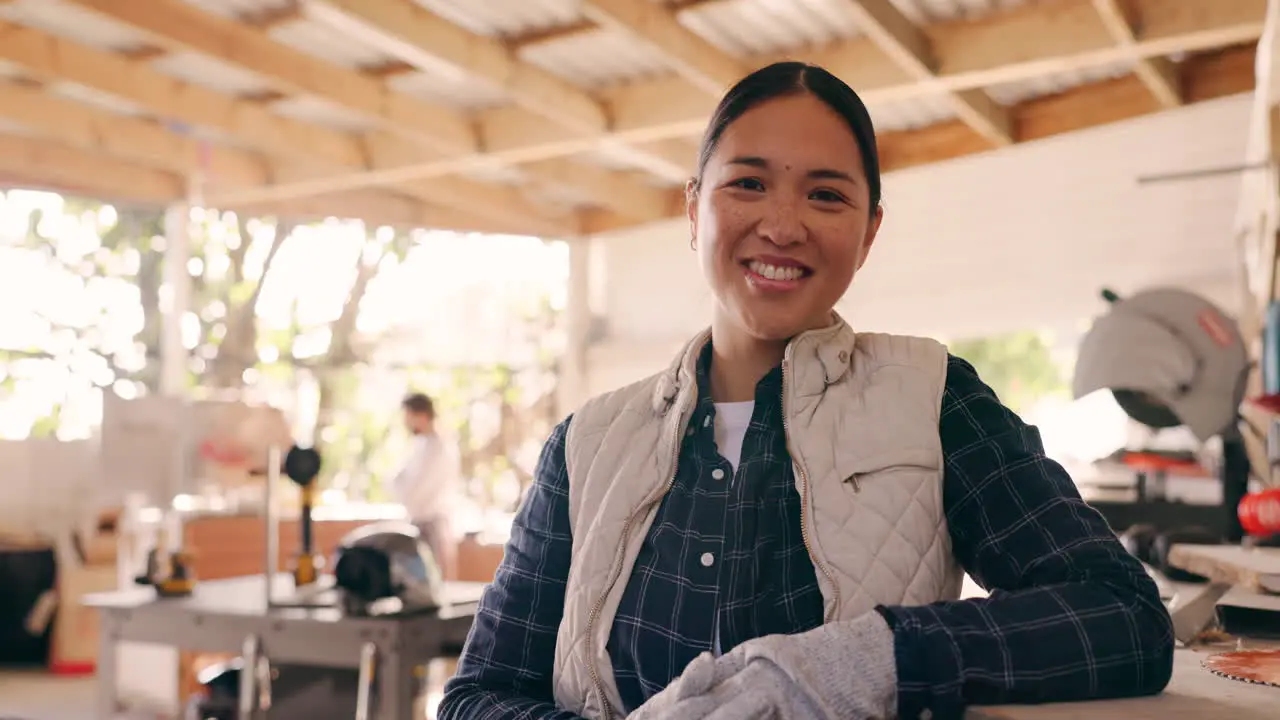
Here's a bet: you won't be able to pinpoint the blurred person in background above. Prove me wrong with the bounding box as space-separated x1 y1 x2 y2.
390 392 461 580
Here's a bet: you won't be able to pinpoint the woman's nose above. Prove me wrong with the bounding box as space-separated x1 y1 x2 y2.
756 198 806 246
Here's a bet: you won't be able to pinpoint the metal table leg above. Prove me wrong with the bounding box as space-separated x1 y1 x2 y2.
95 612 119 719
355 642 378 720
377 646 417 720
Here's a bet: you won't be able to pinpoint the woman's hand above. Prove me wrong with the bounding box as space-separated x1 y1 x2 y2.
627 648 794 719
628 612 897 719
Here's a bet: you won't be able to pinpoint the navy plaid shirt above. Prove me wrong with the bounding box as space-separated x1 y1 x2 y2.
440 354 1174 719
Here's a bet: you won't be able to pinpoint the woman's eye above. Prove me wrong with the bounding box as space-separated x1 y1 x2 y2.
730 177 765 191
810 189 847 204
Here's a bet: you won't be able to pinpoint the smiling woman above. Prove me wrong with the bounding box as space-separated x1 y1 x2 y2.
439 62 1174 720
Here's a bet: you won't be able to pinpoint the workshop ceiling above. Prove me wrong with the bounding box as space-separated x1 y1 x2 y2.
0 0 1265 235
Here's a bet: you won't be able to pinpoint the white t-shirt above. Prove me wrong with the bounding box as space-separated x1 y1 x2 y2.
390 432 462 524
713 401 754 473
711 401 754 654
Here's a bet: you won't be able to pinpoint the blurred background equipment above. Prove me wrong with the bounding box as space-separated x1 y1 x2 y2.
1073 287 1252 541
331 521 444 617
282 445 324 588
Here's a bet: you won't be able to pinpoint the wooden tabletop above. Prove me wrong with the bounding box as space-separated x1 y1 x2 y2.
967 646 1278 719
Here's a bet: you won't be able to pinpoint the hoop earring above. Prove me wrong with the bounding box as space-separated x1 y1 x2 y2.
689 236 696 251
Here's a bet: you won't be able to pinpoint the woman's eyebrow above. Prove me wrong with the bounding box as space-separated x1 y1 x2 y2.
726 156 860 185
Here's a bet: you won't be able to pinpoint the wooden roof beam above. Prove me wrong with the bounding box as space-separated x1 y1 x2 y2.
0 78 269 189
1091 0 1183 108
60 0 477 155
582 42 1257 234
235 191 566 235
0 132 185 202
0 131 549 234
0 18 365 166
597 0 1264 142
842 0 1012 146
304 0 689 211
59 0 652 230
96 0 1260 208
0 78 584 235
0 20 581 236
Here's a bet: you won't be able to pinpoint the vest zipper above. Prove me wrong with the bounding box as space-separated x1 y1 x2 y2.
584 405 686 720
780 354 841 622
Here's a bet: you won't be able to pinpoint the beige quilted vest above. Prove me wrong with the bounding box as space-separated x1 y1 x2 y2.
551 318 964 719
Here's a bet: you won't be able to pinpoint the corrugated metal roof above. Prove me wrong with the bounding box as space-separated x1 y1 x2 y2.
0 61 25 80
387 71 511 111
177 0 296 22
269 16 398 71
47 82 148 117
677 0 866 57
151 52 278 97
871 95 958 132
519 29 671 88
411 0 582 39
0 118 34 136
0 0 149 52
890 0 1040 24
986 61 1136 105
271 96 378 132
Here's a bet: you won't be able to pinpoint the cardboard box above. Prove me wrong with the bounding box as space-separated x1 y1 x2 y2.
48 530 120 675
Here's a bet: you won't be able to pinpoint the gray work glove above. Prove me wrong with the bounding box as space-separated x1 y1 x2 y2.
627 611 898 720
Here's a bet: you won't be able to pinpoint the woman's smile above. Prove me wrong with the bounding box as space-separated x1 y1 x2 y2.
742 255 813 293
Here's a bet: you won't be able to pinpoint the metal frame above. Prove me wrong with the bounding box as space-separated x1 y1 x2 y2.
87 574 481 719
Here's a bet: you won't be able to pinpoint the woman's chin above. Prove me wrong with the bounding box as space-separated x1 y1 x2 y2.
734 312 820 343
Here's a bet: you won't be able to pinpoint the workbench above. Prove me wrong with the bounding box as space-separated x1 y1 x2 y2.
968 646 1277 719
969 543 1280 719
84 574 485 720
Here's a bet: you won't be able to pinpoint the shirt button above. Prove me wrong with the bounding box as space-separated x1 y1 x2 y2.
700 552 715 567
711 468 725 480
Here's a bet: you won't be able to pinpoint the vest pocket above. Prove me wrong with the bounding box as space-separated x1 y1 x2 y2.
840 447 939 491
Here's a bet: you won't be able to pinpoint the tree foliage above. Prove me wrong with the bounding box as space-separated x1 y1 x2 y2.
1 190 565 510
949 330 1068 414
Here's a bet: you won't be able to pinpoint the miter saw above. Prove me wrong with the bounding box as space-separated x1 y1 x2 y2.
1073 287 1252 544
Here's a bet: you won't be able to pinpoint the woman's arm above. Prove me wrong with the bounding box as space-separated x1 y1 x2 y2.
880 355 1175 718
438 417 584 720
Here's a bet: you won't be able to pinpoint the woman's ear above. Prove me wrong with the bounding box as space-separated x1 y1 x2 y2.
856 204 884 272
685 178 700 249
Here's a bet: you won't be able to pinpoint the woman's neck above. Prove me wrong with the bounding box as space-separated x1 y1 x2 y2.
707 320 788 403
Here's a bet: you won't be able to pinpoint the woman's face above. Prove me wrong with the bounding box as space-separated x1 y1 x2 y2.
690 93 881 342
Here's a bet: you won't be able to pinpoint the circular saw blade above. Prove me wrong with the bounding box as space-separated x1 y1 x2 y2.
1201 649 1280 688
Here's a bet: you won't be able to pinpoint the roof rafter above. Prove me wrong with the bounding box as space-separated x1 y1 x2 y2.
59 0 670 227
841 0 1012 145
1090 0 1183 108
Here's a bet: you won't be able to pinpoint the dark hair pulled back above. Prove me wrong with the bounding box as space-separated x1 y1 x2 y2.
692 62 881 208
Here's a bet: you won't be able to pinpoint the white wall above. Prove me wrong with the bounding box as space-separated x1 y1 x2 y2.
0 439 96 536
586 95 1254 398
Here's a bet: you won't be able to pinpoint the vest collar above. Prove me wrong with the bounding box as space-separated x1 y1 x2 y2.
651 312 857 413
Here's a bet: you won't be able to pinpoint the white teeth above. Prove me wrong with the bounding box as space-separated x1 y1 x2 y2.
748 260 805 281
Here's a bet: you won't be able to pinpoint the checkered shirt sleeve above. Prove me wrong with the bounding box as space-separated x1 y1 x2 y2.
879 355 1175 718
438 416 584 719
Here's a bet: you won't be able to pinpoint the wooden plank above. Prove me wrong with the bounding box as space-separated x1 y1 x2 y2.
1167 544 1280 593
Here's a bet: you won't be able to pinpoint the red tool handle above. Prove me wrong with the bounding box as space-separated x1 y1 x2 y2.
1238 487 1280 537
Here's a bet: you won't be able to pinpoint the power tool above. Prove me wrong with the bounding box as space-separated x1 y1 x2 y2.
283 445 324 588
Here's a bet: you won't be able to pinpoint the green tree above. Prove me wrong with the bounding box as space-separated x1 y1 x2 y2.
949 330 1067 414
